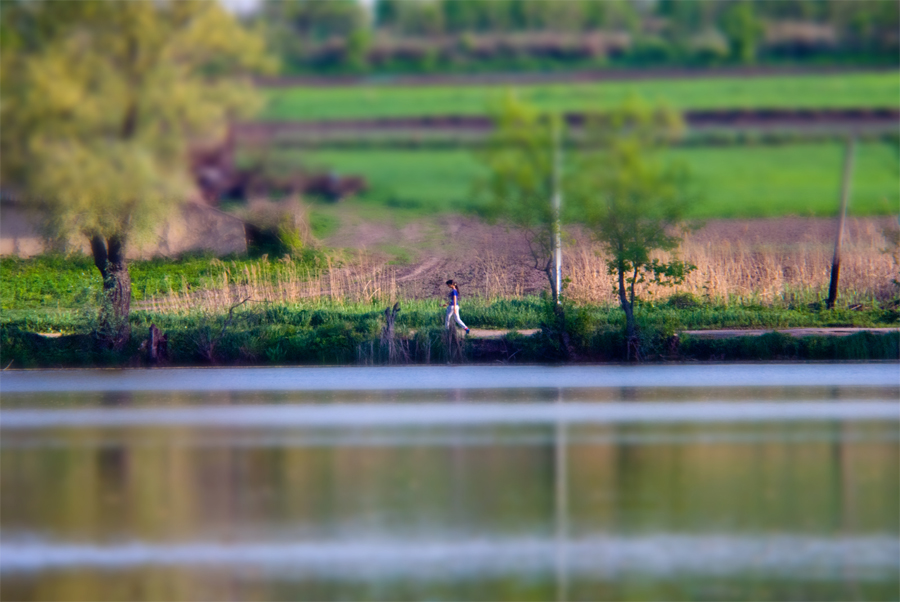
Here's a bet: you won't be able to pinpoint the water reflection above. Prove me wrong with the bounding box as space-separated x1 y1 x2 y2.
1 371 898 601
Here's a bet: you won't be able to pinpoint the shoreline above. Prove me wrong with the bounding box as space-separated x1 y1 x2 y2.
3 361 899 393
1 328 897 371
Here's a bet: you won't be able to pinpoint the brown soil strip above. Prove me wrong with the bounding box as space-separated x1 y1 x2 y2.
238 108 898 138
257 66 890 89
397 256 442 283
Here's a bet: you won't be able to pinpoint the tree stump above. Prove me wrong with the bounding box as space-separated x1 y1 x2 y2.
445 322 465 364
381 303 408 364
147 323 168 365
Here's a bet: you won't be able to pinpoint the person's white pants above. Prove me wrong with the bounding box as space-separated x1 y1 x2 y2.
445 305 467 329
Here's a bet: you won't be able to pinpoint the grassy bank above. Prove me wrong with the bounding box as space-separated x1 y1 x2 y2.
2 296 897 368
302 142 899 218
3 221 896 369
263 72 899 121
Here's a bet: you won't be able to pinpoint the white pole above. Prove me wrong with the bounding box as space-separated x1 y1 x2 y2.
553 116 562 304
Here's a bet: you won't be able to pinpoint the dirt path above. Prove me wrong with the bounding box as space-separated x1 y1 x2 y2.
397 256 442 283
464 327 897 339
680 327 899 339
467 328 540 338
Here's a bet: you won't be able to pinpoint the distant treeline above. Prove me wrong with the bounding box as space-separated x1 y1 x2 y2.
252 0 900 74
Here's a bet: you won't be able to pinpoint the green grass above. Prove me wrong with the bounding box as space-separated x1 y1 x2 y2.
309 210 341 239
2 296 896 368
672 142 900 218
263 72 899 121
301 141 899 218
303 148 488 215
0 253 323 311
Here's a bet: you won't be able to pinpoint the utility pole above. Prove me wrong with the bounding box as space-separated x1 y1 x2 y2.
552 116 562 304
826 136 855 310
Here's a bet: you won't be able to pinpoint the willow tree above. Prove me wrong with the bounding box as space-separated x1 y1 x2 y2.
1 1 272 348
574 98 695 357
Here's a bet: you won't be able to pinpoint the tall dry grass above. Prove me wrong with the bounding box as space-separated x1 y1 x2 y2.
565 222 899 305
147 253 398 315
145 218 898 313
474 247 532 300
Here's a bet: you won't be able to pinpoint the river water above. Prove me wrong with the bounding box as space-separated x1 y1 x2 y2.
1 364 898 601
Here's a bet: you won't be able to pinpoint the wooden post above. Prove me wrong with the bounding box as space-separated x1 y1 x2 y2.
148 323 168 364
826 137 855 309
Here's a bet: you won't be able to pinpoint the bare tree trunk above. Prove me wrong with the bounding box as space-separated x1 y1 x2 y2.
90 234 131 350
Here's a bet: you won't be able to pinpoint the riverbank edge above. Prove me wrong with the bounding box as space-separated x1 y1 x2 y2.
2 327 897 370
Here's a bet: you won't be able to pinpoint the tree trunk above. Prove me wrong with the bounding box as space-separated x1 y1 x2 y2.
617 265 636 339
617 265 640 360
545 261 559 304
91 234 131 350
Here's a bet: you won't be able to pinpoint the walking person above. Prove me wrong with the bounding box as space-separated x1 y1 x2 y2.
445 279 469 335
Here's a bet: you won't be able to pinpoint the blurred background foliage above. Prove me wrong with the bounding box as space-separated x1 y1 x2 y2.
255 0 898 75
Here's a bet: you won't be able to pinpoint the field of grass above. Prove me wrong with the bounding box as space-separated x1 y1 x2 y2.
0 253 325 311
263 72 899 121
303 141 899 218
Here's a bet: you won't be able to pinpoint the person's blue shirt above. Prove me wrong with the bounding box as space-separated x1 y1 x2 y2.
448 289 459 306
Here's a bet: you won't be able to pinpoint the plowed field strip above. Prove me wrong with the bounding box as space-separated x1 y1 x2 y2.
241 108 898 137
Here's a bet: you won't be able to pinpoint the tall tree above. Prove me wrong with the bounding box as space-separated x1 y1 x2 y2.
479 93 566 303
1 0 272 349
574 98 695 357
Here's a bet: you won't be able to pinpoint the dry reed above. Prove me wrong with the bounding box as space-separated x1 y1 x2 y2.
565 224 898 306
147 252 398 315
475 247 530 300
146 219 898 313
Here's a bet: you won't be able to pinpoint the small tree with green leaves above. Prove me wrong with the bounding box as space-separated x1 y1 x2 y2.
478 93 567 303
575 98 695 358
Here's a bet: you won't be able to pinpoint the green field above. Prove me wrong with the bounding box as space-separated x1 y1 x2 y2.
264 72 899 121
304 142 898 218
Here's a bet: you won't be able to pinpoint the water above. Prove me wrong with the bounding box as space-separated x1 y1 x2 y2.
1 364 898 601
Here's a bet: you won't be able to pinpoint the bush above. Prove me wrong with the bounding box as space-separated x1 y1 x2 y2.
681 331 899 361
666 292 702 309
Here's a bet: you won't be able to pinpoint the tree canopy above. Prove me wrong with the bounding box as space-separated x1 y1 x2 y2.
1 0 272 244
573 98 695 351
